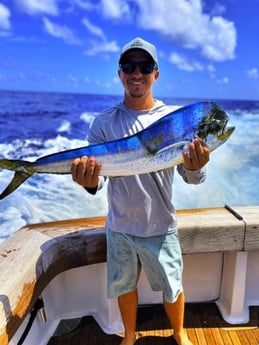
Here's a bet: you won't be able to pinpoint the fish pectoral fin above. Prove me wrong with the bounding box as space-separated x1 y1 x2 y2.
0 171 31 200
156 141 190 156
153 141 190 166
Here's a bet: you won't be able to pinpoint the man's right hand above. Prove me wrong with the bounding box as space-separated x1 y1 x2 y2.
71 156 102 189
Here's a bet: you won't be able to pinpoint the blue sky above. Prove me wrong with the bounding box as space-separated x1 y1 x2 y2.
0 0 259 100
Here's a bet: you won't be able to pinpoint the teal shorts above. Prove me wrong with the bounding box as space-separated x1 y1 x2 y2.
106 228 183 303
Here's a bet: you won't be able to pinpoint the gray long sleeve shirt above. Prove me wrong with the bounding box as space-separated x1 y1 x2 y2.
87 100 207 237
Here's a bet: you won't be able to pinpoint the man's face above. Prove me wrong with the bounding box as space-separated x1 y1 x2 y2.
118 51 159 99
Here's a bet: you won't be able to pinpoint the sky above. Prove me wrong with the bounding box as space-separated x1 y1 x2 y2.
0 0 259 100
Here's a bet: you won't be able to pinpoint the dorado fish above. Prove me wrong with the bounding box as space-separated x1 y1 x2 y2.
0 101 235 199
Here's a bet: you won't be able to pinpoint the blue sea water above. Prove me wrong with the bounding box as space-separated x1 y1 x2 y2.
0 90 258 242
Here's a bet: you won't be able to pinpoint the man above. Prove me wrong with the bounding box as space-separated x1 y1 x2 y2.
71 37 209 345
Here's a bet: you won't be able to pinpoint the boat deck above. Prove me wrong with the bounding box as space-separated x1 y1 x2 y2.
47 302 259 345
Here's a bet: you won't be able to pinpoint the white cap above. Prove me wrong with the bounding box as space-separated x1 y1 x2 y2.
119 37 158 67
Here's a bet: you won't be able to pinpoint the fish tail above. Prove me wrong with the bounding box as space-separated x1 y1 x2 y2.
0 159 34 199
0 171 32 199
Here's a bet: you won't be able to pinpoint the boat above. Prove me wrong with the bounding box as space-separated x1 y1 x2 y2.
0 205 259 345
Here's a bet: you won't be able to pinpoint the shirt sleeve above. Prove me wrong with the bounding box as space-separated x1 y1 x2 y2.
84 176 106 195
87 116 105 144
176 164 207 184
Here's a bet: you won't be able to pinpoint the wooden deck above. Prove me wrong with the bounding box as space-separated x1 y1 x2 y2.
47 302 259 345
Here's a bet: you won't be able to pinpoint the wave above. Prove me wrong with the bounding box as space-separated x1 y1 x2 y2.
57 120 71 134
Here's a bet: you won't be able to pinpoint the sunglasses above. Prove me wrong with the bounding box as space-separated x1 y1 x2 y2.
120 61 157 74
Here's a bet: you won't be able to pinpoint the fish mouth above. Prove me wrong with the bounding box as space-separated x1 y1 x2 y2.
198 102 235 142
217 126 235 141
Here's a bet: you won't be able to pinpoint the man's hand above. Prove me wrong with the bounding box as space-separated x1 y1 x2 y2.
71 156 101 188
182 138 210 171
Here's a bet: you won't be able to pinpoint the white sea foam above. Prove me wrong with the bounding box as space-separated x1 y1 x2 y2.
80 111 97 124
57 120 71 133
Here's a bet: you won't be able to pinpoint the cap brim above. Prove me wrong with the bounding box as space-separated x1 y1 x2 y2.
119 48 155 64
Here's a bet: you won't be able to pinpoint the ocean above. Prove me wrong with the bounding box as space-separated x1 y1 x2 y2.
0 90 258 242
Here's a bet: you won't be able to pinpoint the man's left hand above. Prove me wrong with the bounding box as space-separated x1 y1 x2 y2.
182 138 210 170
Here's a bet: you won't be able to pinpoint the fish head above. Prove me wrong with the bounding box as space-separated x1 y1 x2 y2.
197 103 235 150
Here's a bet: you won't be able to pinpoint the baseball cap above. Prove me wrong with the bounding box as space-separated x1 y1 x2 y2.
119 37 158 68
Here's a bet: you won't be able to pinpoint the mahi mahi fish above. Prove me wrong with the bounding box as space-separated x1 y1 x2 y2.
0 101 235 200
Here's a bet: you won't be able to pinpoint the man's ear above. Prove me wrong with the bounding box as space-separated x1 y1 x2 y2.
118 69 122 79
154 70 160 81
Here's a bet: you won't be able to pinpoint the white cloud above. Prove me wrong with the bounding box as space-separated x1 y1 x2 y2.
207 64 216 74
217 77 229 84
81 17 120 55
169 52 204 72
67 74 78 82
100 0 131 18
209 3 226 16
201 16 236 61
126 0 236 62
9 35 44 44
43 17 82 45
246 68 259 79
82 17 104 38
0 4 11 30
84 39 120 56
74 0 97 11
72 0 237 62
14 0 59 15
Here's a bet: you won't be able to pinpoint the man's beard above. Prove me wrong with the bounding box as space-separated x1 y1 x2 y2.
129 88 147 98
129 92 144 98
